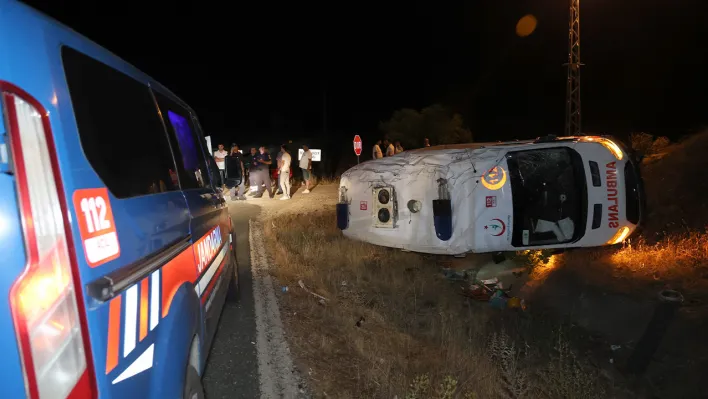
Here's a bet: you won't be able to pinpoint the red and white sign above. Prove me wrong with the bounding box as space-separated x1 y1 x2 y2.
72 188 121 267
353 135 363 156
485 196 497 208
360 201 368 210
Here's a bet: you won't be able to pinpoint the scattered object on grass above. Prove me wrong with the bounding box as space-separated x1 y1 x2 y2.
460 278 526 311
507 296 526 310
480 277 499 286
489 290 508 309
282 286 289 293
298 279 329 302
461 284 492 301
442 268 467 281
610 345 621 351
355 316 365 328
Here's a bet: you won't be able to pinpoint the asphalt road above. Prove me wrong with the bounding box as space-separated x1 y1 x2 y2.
202 202 262 398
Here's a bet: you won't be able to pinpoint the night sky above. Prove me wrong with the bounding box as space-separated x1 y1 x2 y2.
25 0 708 152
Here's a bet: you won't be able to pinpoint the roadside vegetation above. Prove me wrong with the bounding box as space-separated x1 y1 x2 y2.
263 211 617 398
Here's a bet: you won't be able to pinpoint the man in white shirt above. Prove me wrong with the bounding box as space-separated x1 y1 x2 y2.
278 145 292 200
275 147 284 195
213 144 228 187
300 144 313 193
372 140 383 159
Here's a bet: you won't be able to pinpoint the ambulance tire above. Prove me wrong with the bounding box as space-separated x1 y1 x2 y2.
227 245 240 301
183 365 205 399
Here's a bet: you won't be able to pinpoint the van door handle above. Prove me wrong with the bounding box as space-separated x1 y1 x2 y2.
86 235 192 302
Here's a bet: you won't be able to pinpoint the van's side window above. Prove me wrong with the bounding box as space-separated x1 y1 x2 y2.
153 92 213 190
62 46 180 198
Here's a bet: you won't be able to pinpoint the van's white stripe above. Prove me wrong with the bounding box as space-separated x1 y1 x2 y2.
124 285 138 357
149 270 160 331
112 344 154 384
195 242 228 297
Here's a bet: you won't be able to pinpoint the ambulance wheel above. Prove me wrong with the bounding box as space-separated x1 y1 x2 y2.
227 245 240 301
183 365 205 399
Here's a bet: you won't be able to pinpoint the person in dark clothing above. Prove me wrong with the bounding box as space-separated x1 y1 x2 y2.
225 144 246 200
247 147 258 196
251 146 273 198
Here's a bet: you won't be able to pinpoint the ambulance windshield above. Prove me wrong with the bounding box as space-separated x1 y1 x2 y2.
506 147 587 246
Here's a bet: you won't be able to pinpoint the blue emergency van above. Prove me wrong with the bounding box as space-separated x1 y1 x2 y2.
0 1 239 398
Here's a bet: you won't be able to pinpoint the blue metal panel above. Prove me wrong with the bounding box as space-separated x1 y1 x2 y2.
0 2 215 398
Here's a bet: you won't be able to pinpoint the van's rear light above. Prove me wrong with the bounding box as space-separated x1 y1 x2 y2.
2 84 95 399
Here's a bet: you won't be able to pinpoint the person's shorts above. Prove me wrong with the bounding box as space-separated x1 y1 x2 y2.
301 168 311 181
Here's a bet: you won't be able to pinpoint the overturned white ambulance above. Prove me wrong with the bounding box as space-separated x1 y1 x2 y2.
336 136 645 255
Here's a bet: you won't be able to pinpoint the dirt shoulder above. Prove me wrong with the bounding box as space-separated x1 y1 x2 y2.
255 185 628 398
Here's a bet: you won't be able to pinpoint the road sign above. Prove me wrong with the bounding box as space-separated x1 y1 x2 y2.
353 135 362 156
298 149 322 162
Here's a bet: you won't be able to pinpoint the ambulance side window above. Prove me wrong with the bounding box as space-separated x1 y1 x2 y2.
62 46 180 198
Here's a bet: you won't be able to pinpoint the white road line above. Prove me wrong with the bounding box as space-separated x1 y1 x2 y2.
249 220 301 399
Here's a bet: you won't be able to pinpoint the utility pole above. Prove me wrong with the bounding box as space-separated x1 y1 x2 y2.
564 0 582 136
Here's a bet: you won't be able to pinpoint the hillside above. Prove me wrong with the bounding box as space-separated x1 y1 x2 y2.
641 131 708 239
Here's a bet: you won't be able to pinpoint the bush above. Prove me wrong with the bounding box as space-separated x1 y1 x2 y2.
650 136 670 154
630 132 671 156
630 132 654 154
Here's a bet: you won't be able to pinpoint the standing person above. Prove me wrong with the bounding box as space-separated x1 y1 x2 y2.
275 146 285 195
213 144 228 187
300 144 313 194
252 146 273 198
394 140 404 154
423 138 431 147
226 144 246 200
278 144 292 200
372 139 383 159
247 147 258 196
384 139 395 157
254 147 273 198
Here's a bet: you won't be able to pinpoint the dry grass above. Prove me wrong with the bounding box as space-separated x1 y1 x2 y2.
263 210 614 398
561 233 708 299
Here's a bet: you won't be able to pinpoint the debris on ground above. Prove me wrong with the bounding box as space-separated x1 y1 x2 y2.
298 279 329 303
458 278 526 311
442 268 467 281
